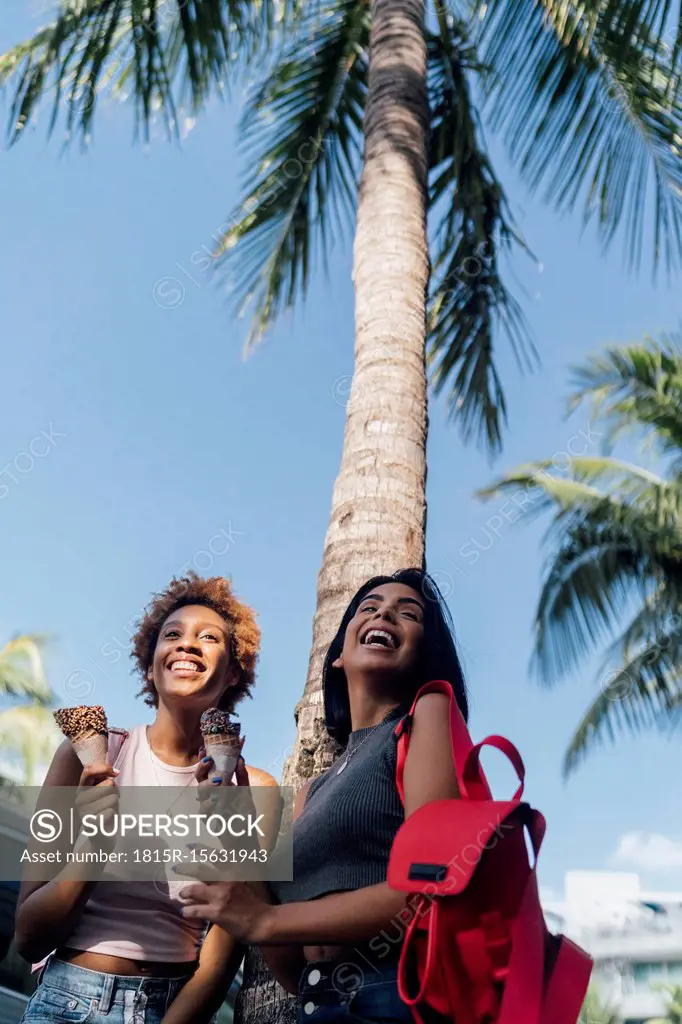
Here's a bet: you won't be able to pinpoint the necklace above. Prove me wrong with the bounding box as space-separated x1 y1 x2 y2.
336 726 378 775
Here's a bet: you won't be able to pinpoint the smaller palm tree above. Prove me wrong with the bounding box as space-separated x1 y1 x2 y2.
480 338 682 773
0 705 62 787
0 634 52 704
578 985 620 1024
648 984 682 1023
0 634 59 786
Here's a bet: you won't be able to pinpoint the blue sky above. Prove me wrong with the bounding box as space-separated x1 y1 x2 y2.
1 5 680 899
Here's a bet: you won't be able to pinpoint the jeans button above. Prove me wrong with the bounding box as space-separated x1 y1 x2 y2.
68 1001 77 1010
308 969 321 986
303 1001 316 1014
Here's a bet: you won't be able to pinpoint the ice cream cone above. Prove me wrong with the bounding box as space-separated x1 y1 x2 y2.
54 705 109 767
200 708 242 783
204 737 241 780
72 731 109 767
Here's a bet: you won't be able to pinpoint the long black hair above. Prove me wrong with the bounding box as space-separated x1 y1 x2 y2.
322 568 468 745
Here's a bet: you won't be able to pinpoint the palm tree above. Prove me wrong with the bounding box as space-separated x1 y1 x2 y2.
0 634 58 786
480 338 682 773
3 2 680 787
649 983 682 1023
0 634 51 704
0 705 62 787
578 984 620 1024
4 9 682 1020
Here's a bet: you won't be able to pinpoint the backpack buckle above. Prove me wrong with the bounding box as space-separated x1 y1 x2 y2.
408 862 447 883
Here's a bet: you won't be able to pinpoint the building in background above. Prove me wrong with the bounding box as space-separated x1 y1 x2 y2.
543 871 682 1023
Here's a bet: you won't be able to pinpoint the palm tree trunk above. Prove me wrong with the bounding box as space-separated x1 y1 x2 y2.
235 2 430 1020
282 0 430 789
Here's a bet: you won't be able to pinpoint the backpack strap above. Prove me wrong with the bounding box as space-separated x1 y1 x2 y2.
395 680 527 805
395 680 466 805
107 727 129 769
541 937 593 1024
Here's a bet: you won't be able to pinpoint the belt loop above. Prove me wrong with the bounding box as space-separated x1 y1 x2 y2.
98 972 115 1014
37 952 54 985
132 976 147 1019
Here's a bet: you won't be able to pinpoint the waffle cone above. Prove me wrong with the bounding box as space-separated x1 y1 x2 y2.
72 731 108 767
203 737 240 778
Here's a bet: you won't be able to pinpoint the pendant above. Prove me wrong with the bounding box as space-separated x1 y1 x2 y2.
336 759 349 775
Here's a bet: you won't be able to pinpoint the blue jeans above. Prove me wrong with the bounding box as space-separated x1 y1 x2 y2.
21 957 192 1024
298 957 413 1023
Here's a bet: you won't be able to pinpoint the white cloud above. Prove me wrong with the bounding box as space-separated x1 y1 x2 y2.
610 831 682 871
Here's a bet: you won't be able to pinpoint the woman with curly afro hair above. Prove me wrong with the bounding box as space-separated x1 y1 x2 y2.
16 572 279 1024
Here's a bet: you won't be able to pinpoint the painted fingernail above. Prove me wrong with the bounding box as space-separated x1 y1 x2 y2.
212 777 222 785
186 843 196 849
203 756 211 763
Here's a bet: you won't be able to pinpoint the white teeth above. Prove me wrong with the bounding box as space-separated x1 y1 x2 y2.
170 660 202 671
363 629 396 649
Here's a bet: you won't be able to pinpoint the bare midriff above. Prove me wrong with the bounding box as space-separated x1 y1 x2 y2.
55 947 196 978
303 945 345 962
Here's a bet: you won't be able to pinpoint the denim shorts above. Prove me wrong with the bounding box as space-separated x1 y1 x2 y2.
298 956 413 1023
21 957 192 1024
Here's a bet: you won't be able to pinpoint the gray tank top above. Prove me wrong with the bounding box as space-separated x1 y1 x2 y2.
273 707 405 904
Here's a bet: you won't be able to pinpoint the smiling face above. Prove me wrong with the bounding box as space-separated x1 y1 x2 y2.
148 604 235 711
333 582 426 685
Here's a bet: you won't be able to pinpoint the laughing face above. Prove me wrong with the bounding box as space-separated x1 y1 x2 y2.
333 582 426 683
149 604 235 709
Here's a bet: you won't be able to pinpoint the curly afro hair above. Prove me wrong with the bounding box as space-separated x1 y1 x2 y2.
131 572 260 712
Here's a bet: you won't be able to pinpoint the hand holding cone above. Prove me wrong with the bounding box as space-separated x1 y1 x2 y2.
200 707 243 782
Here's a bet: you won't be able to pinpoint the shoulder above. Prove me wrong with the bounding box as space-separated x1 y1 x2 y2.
403 692 458 813
244 764 279 787
412 691 451 724
296 777 314 801
292 777 314 821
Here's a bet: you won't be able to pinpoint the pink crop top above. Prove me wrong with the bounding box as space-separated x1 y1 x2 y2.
61 725 206 963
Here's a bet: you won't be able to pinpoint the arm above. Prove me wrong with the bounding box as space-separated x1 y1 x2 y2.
259 693 460 945
257 779 311 992
244 763 284 857
161 925 244 1024
181 694 458 955
189 762 304 994
14 741 119 962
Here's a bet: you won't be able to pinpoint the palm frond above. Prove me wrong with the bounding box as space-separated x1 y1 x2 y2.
426 11 536 453
578 983 621 1024
213 0 368 348
532 506 662 682
567 338 682 459
0 634 53 703
0 0 285 145
648 983 682 1023
608 590 679 660
478 460 607 519
481 458 682 679
564 625 682 775
0 704 62 785
476 0 682 272
480 336 682 768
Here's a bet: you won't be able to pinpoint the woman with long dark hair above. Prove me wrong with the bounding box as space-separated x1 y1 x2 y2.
181 568 467 1023
15 573 278 1024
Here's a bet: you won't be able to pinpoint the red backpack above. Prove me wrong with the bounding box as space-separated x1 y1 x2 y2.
387 680 592 1024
